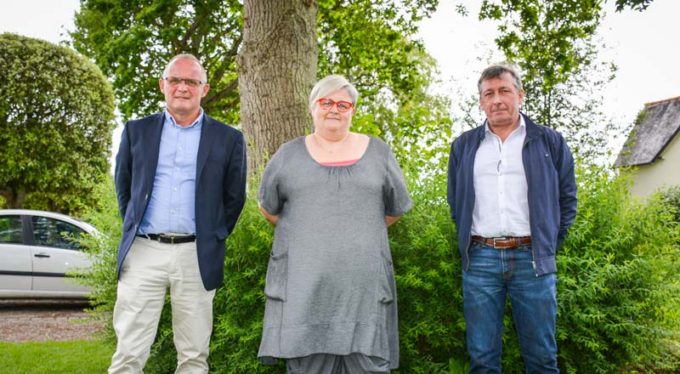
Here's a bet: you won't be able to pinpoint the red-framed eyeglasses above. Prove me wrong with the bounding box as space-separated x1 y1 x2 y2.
317 98 353 113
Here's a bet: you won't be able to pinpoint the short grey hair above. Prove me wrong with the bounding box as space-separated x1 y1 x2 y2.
309 74 359 111
162 53 208 83
477 63 523 94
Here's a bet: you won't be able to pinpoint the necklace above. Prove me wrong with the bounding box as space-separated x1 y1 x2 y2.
312 132 351 154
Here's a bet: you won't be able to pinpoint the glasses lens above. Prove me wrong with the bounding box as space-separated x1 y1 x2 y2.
184 78 199 87
336 102 352 112
319 99 334 110
166 77 201 87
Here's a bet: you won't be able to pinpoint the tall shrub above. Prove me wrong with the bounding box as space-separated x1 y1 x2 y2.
146 175 463 373
79 174 121 343
554 167 680 373
82 167 679 373
660 185 680 224
389 175 464 372
496 167 680 374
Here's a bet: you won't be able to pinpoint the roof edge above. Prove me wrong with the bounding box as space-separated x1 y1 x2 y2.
645 95 680 108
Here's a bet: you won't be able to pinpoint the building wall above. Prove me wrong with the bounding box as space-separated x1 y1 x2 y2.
630 132 680 196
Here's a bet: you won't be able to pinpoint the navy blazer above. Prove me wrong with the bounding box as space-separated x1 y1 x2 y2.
114 112 247 290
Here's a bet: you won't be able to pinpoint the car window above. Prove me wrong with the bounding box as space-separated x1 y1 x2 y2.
0 215 23 244
31 216 86 250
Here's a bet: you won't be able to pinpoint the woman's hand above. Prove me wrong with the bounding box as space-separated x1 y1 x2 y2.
385 215 401 227
259 205 279 226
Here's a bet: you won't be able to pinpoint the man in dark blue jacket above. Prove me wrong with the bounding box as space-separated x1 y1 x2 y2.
110 54 247 373
447 64 577 373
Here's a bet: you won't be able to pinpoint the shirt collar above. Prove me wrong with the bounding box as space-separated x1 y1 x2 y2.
164 108 204 129
483 114 526 137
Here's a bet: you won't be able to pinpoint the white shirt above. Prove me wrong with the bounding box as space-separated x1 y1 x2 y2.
471 116 531 237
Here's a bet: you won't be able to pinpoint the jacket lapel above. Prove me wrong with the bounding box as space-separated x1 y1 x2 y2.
196 114 216 182
522 113 538 143
146 113 165 186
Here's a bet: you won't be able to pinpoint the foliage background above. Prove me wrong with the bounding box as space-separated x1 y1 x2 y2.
82 167 680 373
48 1 679 372
70 0 451 171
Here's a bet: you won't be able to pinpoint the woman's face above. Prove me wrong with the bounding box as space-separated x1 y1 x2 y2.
311 89 354 134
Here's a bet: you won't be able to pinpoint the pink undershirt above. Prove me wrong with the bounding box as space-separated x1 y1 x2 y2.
318 158 360 167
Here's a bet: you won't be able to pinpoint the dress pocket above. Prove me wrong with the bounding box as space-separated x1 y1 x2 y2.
264 249 288 301
378 256 395 304
377 234 395 304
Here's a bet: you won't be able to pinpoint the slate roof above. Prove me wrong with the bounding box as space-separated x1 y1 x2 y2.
615 96 680 167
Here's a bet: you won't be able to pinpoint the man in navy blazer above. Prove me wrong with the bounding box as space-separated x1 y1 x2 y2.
109 54 247 373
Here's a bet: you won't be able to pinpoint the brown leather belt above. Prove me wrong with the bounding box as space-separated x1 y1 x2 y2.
471 235 531 249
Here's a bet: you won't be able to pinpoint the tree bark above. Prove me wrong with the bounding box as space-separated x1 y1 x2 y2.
0 188 26 209
238 0 318 173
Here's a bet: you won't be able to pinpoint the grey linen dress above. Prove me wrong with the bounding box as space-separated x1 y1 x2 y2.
257 136 412 369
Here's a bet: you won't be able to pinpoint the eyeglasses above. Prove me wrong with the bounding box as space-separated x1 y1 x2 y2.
317 98 353 113
163 76 204 88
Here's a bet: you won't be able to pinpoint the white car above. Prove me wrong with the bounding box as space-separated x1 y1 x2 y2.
0 209 97 298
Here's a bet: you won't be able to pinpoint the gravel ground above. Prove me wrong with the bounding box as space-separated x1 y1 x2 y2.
0 299 104 342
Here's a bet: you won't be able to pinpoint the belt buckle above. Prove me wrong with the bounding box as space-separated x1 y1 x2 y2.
492 237 507 248
165 234 179 244
157 233 171 244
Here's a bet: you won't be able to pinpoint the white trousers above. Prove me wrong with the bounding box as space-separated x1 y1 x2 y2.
109 237 215 374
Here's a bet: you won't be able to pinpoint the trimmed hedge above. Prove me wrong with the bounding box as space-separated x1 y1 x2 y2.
81 166 679 373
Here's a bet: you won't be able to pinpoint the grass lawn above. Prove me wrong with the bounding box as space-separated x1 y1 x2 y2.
0 340 113 373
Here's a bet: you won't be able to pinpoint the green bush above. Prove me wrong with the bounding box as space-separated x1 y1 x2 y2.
78 173 121 344
554 167 680 373
82 166 679 373
388 176 464 373
660 185 680 224
0 33 115 214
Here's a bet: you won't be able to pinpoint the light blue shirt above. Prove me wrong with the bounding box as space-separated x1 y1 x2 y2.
138 109 203 235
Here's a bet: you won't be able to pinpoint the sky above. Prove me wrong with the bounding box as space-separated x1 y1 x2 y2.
418 0 680 127
2 0 679 159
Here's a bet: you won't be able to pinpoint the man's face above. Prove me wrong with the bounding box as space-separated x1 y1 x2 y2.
159 58 209 120
479 72 525 130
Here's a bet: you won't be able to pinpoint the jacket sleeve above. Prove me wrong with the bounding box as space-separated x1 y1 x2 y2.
114 123 132 220
222 131 247 237
447 140 458 223
555 133 577 246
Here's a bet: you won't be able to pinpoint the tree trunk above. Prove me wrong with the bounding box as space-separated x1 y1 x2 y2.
238 0 318 173
0 188 26 209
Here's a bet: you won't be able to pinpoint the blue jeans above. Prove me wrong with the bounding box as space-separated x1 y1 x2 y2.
462 242 558 374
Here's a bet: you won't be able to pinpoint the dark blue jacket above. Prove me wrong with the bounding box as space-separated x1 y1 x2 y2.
447 114 577 276
114 113 247 290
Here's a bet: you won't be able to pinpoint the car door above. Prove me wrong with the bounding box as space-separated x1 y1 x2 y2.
0 214 32 296
29 215 90 295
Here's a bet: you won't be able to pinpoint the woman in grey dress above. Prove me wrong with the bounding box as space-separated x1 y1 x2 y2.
257 75 412 374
